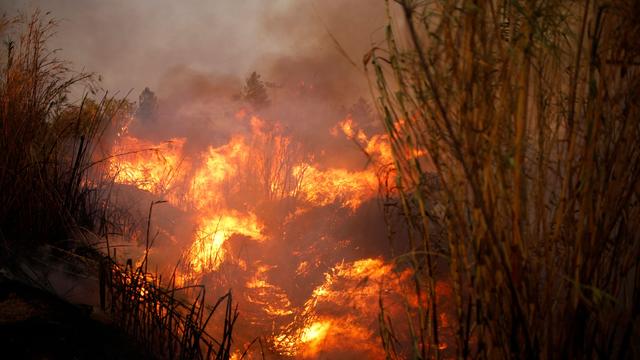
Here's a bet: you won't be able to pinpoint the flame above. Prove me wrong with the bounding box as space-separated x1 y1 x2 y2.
109 136 187 194
270 258 399 358
246 264 295 317
293 164 377 211
109 114 385 223
335 116 394 166
107 111 419 357
188 136 247 210
187 212 263 273
298 320 331 356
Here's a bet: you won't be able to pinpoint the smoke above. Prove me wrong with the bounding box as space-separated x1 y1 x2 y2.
1 0 385 101
3 0 388 166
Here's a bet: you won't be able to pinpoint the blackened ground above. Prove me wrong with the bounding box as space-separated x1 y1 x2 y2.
0 279 151 360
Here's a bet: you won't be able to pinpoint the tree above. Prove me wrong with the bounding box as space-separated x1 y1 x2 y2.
136 87 158 122
242 71 270 110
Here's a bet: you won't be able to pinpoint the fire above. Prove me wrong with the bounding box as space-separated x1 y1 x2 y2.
188 136 247 210
334 116 394 166
109 136 187 194
108 113 385 225
107 110 413 357
269 258 400 358
246 265 295 317
293 164 377 211
187 212 264 273
300 320 330 343
297 318 384 358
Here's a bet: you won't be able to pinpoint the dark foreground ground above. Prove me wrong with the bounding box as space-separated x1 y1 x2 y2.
0 278 149 359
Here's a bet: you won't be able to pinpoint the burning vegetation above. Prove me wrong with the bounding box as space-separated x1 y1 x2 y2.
106 105 414 357
1 1 640 359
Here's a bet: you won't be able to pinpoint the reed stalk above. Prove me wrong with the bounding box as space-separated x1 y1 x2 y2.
370 0 640 358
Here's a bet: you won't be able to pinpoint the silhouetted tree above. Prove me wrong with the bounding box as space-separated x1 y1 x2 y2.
136 87 158 122
242 71 270 110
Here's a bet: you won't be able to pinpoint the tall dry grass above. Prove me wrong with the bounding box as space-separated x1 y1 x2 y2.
369 0 640 358
0 11 127 254
0 12 240 358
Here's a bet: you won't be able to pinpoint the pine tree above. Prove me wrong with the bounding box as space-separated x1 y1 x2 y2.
136 87 158 122
242 72 270 110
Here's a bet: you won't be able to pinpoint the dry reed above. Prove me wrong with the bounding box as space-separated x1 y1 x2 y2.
369 0 640 358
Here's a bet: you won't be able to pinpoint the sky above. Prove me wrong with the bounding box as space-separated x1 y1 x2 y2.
1 0 387 99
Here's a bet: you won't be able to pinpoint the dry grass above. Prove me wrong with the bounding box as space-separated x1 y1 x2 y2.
0 11 128 253
99 253 238 360
369 0 640 358
0 11 242 359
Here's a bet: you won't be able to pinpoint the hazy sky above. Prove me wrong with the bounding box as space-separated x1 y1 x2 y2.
1 0 386 98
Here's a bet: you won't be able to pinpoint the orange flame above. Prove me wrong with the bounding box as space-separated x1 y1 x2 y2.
187 212 264 273
107 111 419 357
270 258 400 358
109 136 187 194
293 164 378 211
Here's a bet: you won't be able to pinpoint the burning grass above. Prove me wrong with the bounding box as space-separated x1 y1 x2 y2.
8 2 635 358
103 96 421 357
